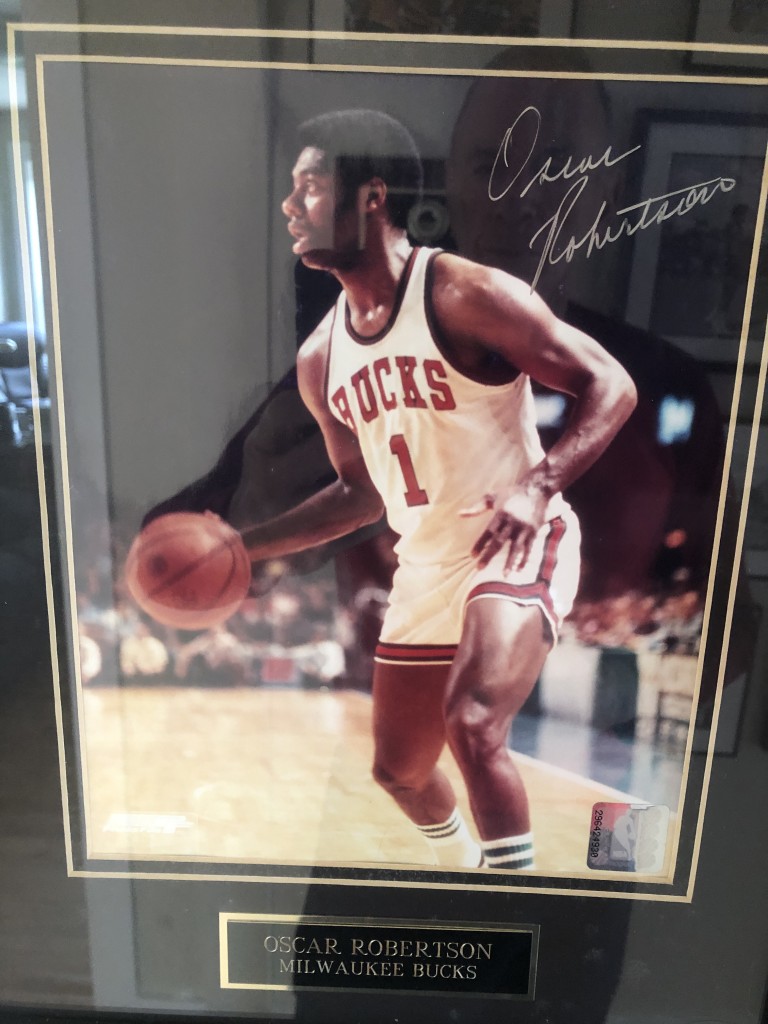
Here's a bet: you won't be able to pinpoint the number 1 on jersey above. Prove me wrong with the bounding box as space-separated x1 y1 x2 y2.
389 434 429 507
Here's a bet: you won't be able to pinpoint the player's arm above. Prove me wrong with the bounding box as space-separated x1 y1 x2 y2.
240 326 384 563
433 253 637 570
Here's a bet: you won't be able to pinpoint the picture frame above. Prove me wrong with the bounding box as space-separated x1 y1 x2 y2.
2 6 768 1023
625 113 768 366
692 0 768 69
312 0 575 37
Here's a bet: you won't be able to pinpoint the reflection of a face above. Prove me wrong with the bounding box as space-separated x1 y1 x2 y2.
447 77 616 302
282 145 361 270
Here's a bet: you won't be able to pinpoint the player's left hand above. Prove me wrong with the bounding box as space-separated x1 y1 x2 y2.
460 486 548 574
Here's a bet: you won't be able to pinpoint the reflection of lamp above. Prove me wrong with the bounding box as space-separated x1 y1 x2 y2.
657 396 694 445
407 197 450 245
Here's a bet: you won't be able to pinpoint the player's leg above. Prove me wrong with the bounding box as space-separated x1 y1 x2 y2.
372 661 481 867
372 660 453 822
443 599 551 868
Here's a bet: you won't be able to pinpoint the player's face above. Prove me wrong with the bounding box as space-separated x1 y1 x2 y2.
282 146 361 270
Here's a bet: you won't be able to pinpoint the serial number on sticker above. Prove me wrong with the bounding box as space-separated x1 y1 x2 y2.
586 803 670 873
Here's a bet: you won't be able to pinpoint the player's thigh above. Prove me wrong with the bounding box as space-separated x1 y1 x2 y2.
445 599 552 728
372 661 451 775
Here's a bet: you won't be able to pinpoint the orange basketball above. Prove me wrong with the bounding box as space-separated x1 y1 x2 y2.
125 512 251 630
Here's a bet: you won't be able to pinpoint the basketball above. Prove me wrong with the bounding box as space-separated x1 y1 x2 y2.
125 512 251 630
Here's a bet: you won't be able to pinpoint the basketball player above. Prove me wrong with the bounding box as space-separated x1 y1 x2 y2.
242 110 637 870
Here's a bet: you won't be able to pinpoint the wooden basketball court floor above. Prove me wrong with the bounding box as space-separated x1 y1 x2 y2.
80 685 671 879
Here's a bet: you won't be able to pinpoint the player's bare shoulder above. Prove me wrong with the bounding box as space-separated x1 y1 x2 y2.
297 304 336 416
430 251 548 350
432 252 537 312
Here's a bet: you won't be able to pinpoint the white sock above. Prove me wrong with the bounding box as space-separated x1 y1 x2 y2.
481 832 535 870
417 809 483 868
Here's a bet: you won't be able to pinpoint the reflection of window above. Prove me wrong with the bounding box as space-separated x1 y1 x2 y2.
658 396 694 445
0 74 45 332
21 143 45 334
0 112 20 321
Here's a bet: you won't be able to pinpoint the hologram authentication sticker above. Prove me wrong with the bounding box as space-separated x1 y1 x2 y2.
587 803 670 873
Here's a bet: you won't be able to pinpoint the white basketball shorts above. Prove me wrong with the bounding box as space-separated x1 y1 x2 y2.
375 508 581 667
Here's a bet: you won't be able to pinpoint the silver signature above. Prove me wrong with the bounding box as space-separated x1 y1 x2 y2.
488 106 736 292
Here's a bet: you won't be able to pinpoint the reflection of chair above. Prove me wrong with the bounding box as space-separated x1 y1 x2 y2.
0 323 49 646
654 689 693 746
0 321 49 449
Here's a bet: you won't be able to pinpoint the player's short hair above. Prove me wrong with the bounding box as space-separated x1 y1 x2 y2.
296 109 423 230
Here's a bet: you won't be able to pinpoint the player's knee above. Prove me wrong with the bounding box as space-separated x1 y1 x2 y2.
444 691 505 765
371 757 426 796
371 758 395 791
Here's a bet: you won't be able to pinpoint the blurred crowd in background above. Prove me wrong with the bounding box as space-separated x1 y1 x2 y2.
74 515 704 691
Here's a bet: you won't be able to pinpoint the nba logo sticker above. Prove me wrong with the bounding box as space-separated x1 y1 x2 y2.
587 803 670 873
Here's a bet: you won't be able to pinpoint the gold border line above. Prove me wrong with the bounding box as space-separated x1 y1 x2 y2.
6 28 75 875
15 29 766 902
218 911 539 932
8 22 768 56
219 912 231 987
30 53 768 87
72 868 691 900
686 338 768 897
220 983 526 999
33 54 97 860
86 848 671 885
665 138 768 886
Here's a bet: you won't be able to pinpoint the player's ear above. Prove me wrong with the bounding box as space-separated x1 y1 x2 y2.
363 177 387 212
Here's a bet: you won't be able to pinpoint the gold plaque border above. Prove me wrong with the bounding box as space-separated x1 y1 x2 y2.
218 912 539 999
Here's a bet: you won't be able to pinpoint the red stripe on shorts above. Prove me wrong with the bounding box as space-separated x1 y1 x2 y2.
466 580 557 626
537 516 566 585
375 642 458 663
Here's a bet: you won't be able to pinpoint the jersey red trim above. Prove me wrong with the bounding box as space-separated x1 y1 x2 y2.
424 250 521 388
322 300 339 406
344 246 420 345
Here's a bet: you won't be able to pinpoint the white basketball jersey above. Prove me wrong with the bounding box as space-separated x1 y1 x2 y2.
325 247 564 568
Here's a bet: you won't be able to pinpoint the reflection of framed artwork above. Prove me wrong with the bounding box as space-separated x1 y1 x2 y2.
4 12 768 1024
625 117 768 364
313 0 575 36
733 423 768 552
693 0 768 68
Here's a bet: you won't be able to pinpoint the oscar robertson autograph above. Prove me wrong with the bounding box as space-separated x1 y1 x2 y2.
488 105 736 291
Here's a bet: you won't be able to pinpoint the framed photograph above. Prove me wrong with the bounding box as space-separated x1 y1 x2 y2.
625 115 768 365
2 5 768 1023
314 0 575 37
693 0 768 68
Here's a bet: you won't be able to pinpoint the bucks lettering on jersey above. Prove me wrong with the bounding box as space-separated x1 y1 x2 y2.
325 247 562 568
